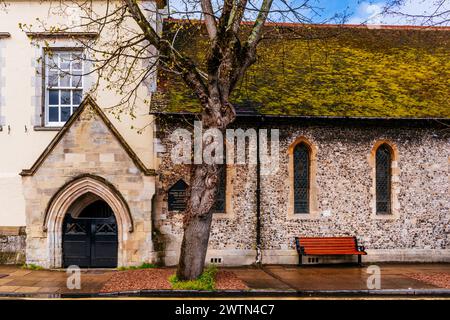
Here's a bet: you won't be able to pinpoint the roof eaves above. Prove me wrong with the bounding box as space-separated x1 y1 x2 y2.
26 32 99 39
163 18 450 31
151 111 450 123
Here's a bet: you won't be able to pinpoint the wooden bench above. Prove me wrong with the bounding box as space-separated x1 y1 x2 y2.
295 236 367 266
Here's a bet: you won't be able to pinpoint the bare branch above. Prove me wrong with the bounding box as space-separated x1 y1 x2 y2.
247 0 274 47
200 0 217 39
229 0 248 33
123 0 161 47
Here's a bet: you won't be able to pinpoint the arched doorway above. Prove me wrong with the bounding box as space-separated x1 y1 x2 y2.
63 197 118 268
44 174 134 268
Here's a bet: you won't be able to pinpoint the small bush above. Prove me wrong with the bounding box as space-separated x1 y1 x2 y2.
169 265 217 291
22 263 44 270
117 262 157 271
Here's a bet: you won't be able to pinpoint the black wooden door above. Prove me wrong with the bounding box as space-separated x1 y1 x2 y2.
63 215 118 268
62 216 91 267
90 217 118 268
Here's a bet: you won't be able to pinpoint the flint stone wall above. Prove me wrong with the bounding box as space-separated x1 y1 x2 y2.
155 119 449 265
0 227 26 264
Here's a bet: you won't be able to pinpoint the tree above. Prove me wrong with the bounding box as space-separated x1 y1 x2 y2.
20 0 343 280
15 0 448 280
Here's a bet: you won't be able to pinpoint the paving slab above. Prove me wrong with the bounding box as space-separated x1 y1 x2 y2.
38 287 61 293
34 280 67 287
14 286 41 293
0 286 20 292
9 270 32 277
0 278 13 285
230 267 292 290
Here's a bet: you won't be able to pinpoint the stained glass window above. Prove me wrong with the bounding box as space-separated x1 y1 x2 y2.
376 144 392 214
294 143 310 213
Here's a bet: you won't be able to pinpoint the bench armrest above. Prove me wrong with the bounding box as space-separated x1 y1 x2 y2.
294 237 300 251
294 238 306 254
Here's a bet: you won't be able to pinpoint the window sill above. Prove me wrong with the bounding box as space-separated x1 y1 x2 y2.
168 210 184 214
371 213 398 220
287 212 320 220
33 126 63 131
212 212 231 219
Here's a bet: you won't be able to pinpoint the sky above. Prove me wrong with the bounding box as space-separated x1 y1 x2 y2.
167 0 450 26
338 0 450 25
278 0 450 25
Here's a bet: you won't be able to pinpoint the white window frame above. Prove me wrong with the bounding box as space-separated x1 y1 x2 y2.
45 49 84 127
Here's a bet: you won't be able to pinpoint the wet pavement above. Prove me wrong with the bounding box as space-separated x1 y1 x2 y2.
0 263 449 296
0 265 114 295
230 264 450 291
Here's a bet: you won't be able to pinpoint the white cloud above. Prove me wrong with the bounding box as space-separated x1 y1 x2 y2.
348 0 450 26
348 2 385 25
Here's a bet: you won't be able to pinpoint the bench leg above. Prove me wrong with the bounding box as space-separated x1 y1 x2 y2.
357 255 362 267
298 254 303 267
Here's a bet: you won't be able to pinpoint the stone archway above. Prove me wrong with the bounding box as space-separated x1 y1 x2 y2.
44 174 133 267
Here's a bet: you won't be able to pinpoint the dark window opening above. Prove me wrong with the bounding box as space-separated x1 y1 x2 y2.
212 165 226 213
376 144 392 214
78 200 114 218
294 142 310 214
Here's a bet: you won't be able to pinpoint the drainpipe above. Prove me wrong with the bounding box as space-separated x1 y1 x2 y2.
255 117 263 266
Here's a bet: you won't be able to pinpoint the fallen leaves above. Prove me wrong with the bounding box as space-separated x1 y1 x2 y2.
100 268 248 293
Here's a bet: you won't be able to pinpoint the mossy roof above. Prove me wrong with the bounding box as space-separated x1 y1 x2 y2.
152 21 450 118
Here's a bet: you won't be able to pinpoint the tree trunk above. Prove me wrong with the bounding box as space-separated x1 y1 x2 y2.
176 101 234 280
176 163 219 280
176 204 214 280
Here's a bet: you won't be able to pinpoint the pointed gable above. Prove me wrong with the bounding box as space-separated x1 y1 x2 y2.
20 96 155 176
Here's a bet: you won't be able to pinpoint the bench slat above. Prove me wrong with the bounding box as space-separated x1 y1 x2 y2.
299 238 355 241
300 241 356 244
299 241 356 244
305 251 366 255
303 247 357 250
301 245 356 247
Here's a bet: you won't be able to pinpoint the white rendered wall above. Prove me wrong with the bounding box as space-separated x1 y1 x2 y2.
0 1 158 226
